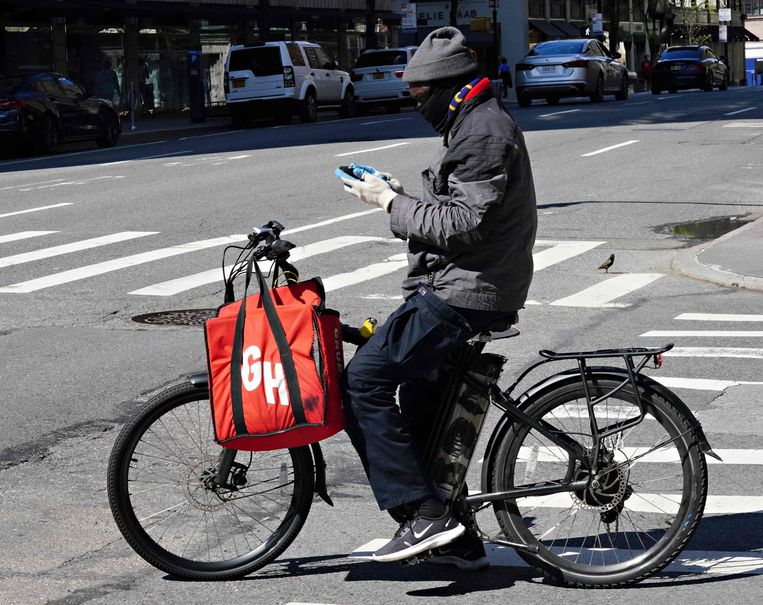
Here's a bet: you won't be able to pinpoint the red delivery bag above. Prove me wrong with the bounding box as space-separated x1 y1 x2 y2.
205 258 344 450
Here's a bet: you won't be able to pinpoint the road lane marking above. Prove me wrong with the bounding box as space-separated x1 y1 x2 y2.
0 203 73 219
129 236 395 296
102 150 193 165
724 107 757 116
532 240 605 271
663 347 763 359
538 109 581 117
0 141 167 167
322 253 408 291
0 231 58 244
722 121 763 128
351 540 763 576
581 140 639 157
676 313 763 322
641 330 763 337
0 232 158 269
18 175 122 190
550 273 663 308
0 178 65 191
335 142 409 157
653 376 763 390
178 130 244 141
281 208 383 234
0 235 246 293
359 118 413 125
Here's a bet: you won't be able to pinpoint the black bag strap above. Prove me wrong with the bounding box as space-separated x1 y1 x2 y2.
230 257 306 435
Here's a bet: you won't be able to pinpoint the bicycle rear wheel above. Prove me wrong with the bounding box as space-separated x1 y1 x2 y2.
490 378 707 587
107 382 314 580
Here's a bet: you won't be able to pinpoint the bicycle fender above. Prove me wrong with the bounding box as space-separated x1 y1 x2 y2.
310 443 334 506
481 367 719 492
518 367 716 457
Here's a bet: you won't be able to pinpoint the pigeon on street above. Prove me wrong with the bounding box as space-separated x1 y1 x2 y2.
597 254 615 273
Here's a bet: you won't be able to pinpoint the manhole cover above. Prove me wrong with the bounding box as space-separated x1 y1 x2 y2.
132 309 218 326
656 214 756 241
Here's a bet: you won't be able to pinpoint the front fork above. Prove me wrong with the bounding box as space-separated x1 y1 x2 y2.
213 443 334 506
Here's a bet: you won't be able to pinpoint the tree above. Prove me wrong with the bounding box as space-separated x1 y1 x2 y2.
674 1 715 46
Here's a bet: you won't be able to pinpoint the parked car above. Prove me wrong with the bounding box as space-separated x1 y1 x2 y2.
350 46 417 113
515 39 630 107
0 71 121 154
224 41 354 126
651 45 728 94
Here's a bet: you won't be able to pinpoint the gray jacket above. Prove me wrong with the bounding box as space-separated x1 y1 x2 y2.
389 92 537 312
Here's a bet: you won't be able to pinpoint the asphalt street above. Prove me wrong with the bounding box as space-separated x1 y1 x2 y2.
0 86 762 604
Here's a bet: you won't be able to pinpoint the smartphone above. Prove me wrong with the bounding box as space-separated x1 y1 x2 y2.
335 165 360 181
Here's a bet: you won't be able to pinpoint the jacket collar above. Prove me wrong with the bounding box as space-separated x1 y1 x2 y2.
444 79 495 145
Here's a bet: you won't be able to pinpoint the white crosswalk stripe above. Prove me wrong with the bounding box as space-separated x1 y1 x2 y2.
550 273 664 308
532 240 605 271
323 253 409 292
664 347 763 359
0 235 246 293
129 236 396 296
0 231 58 244
0 231 157 269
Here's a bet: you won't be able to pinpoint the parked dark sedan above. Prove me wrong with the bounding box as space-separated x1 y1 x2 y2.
0 72 121 154
651 46 728 94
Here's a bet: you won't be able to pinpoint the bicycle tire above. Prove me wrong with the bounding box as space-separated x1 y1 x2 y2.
107 382 314 580
490 378 707 587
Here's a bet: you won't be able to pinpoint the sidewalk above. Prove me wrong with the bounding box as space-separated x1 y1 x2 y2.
671 215 763 292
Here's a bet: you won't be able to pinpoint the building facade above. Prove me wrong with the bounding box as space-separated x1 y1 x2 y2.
0 0 401 112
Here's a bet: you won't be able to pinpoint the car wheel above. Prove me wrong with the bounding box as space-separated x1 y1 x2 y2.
614 77 629 100
651 85 661 95
517 92 532 107
546 96 560 105
36 115 59 154
385 104 401 114
298 89 318 123
96 111 120 148
339 88 356 118
589 76 604 102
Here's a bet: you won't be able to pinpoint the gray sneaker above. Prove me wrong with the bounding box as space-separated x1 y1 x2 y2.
427 533 489 571
371 511 465 563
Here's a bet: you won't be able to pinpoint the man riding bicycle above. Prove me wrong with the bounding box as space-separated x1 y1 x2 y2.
339 26 538 568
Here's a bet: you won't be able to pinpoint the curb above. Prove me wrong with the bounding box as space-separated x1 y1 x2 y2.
670 215 763 292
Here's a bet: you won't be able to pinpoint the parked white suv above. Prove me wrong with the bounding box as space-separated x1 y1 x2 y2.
351 47 417 113
224 41 354 125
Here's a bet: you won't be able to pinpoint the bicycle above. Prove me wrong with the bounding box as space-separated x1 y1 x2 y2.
107 220 718 587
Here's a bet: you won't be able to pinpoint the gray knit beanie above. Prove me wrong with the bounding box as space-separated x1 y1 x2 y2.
402 26 478 83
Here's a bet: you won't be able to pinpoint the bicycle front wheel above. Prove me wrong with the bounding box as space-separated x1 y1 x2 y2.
490 378 707 587
107 382 315 580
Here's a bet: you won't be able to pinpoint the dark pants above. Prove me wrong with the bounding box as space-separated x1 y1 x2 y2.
342 285 512 510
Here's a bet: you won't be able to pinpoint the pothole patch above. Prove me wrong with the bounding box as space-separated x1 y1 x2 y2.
131 309 218 326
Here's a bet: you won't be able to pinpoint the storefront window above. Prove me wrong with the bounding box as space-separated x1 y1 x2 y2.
550 0 566 19
529 0 546 19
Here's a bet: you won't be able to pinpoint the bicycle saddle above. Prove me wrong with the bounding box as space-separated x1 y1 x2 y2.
471 326 520 342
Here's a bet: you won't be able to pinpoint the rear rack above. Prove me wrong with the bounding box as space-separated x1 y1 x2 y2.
498 343 676 461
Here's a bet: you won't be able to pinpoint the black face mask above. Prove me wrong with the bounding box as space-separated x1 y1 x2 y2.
416 80 466 134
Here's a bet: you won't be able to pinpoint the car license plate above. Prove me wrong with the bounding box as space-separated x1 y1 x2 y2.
670 65 682 71
373 73 385 79
232 79 246 88
541 65 556 73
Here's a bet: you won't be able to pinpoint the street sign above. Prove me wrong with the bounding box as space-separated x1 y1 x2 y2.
592 13 603 35
719 8 731 22
719 24 728 43
401 2 417 33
